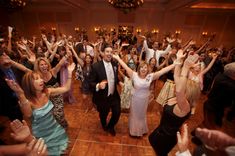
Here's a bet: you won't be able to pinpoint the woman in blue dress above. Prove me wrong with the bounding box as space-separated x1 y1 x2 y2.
5 63 75 156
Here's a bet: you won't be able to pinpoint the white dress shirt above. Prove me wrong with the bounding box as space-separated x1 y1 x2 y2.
85 45 94 57
103 60 115 96
143 40 171 67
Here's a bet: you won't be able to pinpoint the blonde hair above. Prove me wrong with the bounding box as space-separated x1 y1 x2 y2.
137 62 149 75
34 57 52 73
185 79 201 107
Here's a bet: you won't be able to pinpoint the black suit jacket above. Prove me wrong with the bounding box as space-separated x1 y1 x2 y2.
89 60 120 104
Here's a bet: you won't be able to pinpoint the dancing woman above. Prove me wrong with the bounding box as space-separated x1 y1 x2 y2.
112 54 176 137
148 50 201 156
5 63 75 156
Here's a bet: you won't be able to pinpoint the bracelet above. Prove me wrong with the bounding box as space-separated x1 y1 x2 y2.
174 60 182 65
19 99 29 107
180 75 188 78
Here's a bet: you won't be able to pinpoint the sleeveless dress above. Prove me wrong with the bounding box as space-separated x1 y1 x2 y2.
129 72 154 136
81 65 92 94
60 61 75 103
45 75 68 128
149 104 190 156
120 76 132 109
31 101 68 156
127 54 137 71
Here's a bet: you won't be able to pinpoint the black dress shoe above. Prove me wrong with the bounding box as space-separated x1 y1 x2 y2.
102 125 108 131
108 128 116 136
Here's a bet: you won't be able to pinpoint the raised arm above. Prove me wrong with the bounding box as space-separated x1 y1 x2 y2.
112 54 134 78
175 54 199 113
5 79 32 117
139 35 150 52
152 62 175 80
10 59 32 73
51 49 71 76
158 44 172 57
67 43 84 67
139 46 145 63
195 39 210 54
48 63 75 96
48 43 59 63
174 50 186 82
7 26 13 52
201 53 218 75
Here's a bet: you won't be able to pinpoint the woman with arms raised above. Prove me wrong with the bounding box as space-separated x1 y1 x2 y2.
5 63 75 156
112 53 176 137
148 50 201 156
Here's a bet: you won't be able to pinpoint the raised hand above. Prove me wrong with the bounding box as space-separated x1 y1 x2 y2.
56 40 63 46
17 42 27 51
22 38 28 45
28 53 36 64
5 79 24 94
166 37 175 43
212 53 218 59
183 53 199 69
176 49 186 60
10 119 31 142
189 40 196 45
177 124 189 153
67 62 75 73
112 54 120 60
26 138 48 156
8 26 13 38
139 35 146 39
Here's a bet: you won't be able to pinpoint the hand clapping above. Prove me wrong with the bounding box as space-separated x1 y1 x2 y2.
10 119 31 142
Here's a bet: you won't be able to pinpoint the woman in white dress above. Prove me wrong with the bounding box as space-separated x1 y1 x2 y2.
112 54 176 137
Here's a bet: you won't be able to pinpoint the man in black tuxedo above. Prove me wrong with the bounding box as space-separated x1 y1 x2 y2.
89 44 120 136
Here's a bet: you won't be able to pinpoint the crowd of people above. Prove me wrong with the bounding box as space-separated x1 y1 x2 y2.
0 25 235 156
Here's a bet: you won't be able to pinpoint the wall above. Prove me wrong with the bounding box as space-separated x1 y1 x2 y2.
5 2 235 47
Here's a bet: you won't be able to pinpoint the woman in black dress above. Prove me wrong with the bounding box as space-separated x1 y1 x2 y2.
149 50 201 156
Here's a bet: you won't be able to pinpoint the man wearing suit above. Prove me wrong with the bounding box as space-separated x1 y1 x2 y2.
89 44 120 136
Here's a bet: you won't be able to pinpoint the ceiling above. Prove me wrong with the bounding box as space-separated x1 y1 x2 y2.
29 0 235 11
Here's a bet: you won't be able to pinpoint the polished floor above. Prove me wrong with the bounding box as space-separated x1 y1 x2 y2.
1 79 234 156
63 80 203 156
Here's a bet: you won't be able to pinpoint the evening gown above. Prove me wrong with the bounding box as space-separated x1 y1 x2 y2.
45 75 68 128
129 72 153 136
31 101 68 156
149 104 190 156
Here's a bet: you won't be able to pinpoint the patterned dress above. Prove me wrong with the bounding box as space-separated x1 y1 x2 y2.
120 76 132 109
45 75 68 128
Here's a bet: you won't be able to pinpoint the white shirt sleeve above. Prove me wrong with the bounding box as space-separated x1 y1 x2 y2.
96 83 99 92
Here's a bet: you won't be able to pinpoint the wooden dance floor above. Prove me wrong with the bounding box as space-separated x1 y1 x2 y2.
0 79 234 156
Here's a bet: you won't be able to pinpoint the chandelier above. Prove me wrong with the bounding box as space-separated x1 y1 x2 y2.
0 0 28 10
108 0 144 14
